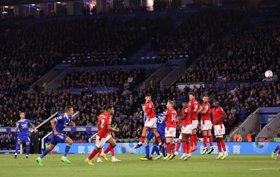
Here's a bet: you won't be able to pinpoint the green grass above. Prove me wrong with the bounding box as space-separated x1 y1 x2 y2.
0 154 279 177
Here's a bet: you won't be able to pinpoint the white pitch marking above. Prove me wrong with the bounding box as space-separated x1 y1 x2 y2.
249 168 280 171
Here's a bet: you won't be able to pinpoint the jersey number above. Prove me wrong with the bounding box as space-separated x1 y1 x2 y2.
100 119 105 128
171 114 176 122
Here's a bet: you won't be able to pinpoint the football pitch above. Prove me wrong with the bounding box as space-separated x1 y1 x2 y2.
0 154 279 177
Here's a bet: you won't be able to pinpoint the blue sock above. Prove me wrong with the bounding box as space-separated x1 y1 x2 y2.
15 140 20 155
145 145 150 158
161 147 166 157
64 145 71 157
40 148 50 159
151 146 155 155
274 145 279 153
153 145 160 155
26 142 30 155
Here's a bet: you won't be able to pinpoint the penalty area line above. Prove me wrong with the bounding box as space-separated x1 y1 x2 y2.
249 168 280 171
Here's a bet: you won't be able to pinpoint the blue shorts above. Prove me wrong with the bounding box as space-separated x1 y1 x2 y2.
50 132 67 145
18 135 30 143
147 130 165 142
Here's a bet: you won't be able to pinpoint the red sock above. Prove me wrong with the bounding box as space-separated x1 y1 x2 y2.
208 135 213 147
190 135 194 147
217 140 222 152
193 135 198 146
166 143 171 154
97 149 102 157
186 142 190 154
139 136 145 143
88 149 98 160
156 136 162 144
104 144 114 154
171 143 175 154
221 140 226 152
203 136 207 148
175 142 181 152
110 148 115 157
182 141 187 153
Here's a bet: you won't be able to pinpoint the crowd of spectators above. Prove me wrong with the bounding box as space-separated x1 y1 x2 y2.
151 9 245 63
0 133 16 150
178 23 280 83
0 16 170 93
59 69 154 89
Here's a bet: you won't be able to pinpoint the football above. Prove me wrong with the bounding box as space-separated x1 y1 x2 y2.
265 70 273 78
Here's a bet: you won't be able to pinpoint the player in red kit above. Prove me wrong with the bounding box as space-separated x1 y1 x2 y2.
178 101 192 160
188 92 200 152
135 93 162 149
212 100 228 160
163 100 178 160
85 106 120 165
198 95 214 155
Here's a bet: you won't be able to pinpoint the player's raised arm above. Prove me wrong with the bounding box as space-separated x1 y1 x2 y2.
50 118 59 135
28 120 38 133
15 121 19 132
31 123 38 133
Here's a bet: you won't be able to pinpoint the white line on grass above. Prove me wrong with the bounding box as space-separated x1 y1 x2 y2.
249 168 280 171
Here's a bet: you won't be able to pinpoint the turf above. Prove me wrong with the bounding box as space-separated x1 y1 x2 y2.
0 154 279 177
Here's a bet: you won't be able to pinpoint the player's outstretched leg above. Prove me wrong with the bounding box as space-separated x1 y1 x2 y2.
97 149 103 163
216 139 223 160
175 137 181 156
103 138 117 162
111 149 121 162
272 145 280 159
169 143 176 160
201 134 208 155
61 137 73 164
14 139 21 159
26 141 30 159
271 151 275 159
36 144 55 166
164 142 171 160
141 139 151 161
135 127 149 149
207 135 214 154
221 140 228 160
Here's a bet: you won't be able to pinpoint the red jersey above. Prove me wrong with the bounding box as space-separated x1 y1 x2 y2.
165 108 178 128
188 99 200 121
97 112 111 138
144 100 156 119
181 107 191 126
212 106 225 125
201 102 211 121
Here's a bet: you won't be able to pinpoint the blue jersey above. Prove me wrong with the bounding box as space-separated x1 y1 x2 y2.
143 113 147 122
156 113 166 134
147 113 166 141
18 119 31 137
54 113 72 133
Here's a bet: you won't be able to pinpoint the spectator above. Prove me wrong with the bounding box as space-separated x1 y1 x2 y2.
234 132 242 142
246 131 252 142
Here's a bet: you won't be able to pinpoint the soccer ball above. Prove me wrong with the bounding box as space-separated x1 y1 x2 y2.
264 70 273 78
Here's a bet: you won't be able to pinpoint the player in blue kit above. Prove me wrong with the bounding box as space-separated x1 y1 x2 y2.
15 111 37 159
36 106 76 166
271 144 280 159
140 112 166 160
